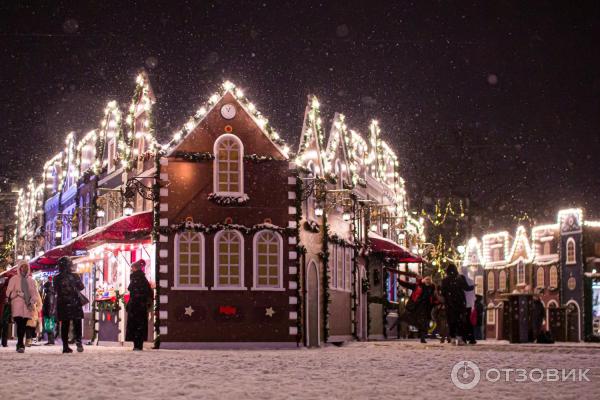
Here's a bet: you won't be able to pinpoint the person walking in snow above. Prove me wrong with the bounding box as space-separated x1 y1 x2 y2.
397 273 436 343
126 259 153 351
441 264 474 345
432 287 450 343
54 257 85 353
42 279 58 345
5 261 42 353
463 273 477 344
474 294 485 340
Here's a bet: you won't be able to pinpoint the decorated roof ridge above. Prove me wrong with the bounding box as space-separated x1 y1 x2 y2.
481 230 510 264
507 225 533 263
324 112 353 185
295 94 326 174
557 208 583 223
463 237 484 266
164 80 291 159
120 71 157 169
584 220 600 228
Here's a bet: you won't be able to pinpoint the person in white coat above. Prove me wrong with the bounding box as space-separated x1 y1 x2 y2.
5 261 41 353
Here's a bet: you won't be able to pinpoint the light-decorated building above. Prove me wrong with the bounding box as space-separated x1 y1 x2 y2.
8 75 424 347
462 208 600 342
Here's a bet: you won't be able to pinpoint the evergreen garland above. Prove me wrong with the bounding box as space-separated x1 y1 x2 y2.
173 151 214 162
165 221 294 236
243 154 278 163
152 148 162 349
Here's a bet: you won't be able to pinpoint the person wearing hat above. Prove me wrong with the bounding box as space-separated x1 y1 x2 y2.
54 256 85 353
125 259 153 351
5 261 42 353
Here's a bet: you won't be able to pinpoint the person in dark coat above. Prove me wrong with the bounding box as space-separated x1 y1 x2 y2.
531 290 546 342
397 273 436 343
474 294 485 341
54 257 85 353
42 279 58 345
441 264 474 345
432 287 450 343
126 259 152 351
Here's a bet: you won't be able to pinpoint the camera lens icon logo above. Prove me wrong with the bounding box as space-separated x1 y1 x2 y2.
451 361 481 390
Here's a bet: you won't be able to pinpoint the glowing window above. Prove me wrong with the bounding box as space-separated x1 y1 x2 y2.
214 134 243 195
215 230 243 288
253 231 282 289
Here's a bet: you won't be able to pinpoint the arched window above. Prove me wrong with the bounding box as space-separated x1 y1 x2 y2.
214 134 243 195
517 261 525 285
475 275 484 296
175 232 205 289
498 270 507 292
566 237 576 265
487 303 496 324
549 265 558 288
214 230 244 289
487 271 495 292
253 230 282 290
536 267 545 288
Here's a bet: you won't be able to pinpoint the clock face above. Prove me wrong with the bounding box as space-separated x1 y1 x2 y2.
220 103 236 120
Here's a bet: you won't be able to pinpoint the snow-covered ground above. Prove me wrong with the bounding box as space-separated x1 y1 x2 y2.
1 340 599 399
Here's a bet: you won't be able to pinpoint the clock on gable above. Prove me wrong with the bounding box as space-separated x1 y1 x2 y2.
220 103 236 120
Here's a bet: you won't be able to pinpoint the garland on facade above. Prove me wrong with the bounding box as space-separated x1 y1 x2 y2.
243 154 278 163
165 221 294 236
382 269 389 339
304 220 320 233
350 196 359 340
320 212 331 342
328 233 357 249
173 151 214 162
207 193 250 206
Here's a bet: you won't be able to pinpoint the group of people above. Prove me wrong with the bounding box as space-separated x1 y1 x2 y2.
392 264 484 344
1 257 152 353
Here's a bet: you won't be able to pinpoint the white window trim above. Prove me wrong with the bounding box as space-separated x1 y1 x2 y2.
566 237 576 265
487 304 496 324
329 243 336 289
344 247 352 293
487 271 495 291
549 265 558 288
251 230 284 291
475 275 484 296
213 229 245 290
498 270 506 291
536 267 545 288
107 138 117 173
173 232 207 290
213 134 244 197
516 262 525 286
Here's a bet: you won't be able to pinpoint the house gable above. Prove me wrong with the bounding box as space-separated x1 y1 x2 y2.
295 95 326 177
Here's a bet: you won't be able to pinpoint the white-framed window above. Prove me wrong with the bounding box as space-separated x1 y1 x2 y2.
566 237 576 265
543 241 551 255
549 265 558 288
328 243 336 288
536 267 545 288
487 304 496 324
336 246 344 289
517 261 525 285
252 230 283 290
492 248 500 262
214 134 243 196
174 232 206 289
345 248 352 290
107 138 117 172
475 275 484 296
214 230 244 289
487 271 495 291
498 270 506 292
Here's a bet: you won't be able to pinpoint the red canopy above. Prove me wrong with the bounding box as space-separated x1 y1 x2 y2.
368 231 423 263
72 211 153 250
30 211 153 267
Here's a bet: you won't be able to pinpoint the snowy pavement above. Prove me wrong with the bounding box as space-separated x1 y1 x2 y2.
1 340 599 399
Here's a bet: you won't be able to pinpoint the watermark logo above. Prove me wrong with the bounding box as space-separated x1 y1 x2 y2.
451 361 481 390
450 361 591 390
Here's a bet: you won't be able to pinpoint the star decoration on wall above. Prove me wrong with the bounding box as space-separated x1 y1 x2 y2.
265 307 275 317
184 306 195 316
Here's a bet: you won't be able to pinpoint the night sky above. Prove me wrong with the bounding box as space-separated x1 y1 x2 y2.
1 1 599 230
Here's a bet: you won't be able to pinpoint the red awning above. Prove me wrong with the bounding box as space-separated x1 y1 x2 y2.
71 211 153 251
29 211 153 267
368 231 423 263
